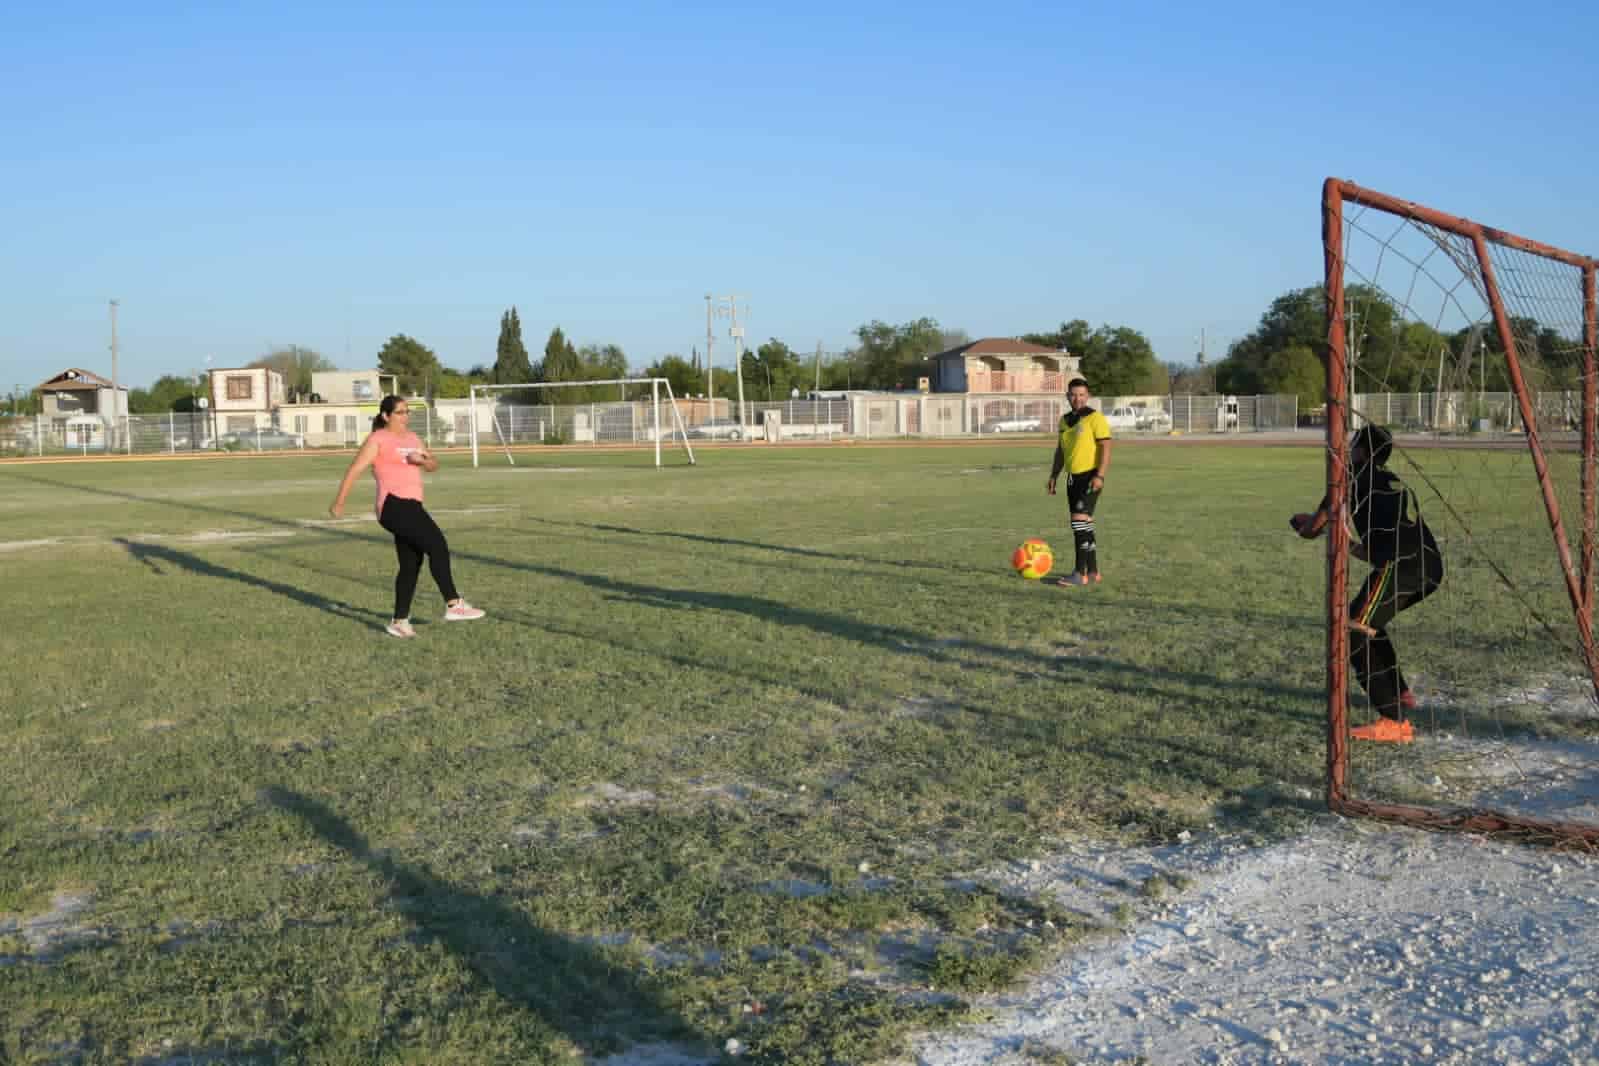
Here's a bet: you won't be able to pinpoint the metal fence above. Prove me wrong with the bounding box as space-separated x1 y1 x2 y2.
1 393 1311 458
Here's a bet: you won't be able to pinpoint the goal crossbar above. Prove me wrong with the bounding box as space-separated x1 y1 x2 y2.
467 378 696 468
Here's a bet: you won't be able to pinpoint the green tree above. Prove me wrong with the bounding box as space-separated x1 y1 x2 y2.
129 373 205 413
1023 319 1094 355
493 308 534 385
643 354 699 398
746 338 802 400
851 317 946 389
376 334 444 395
250 345 336 397
1069 325 1161 397
542 327 581 383
1261 344 1325 409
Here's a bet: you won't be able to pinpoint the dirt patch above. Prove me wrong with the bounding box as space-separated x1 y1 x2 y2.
0 890 107 963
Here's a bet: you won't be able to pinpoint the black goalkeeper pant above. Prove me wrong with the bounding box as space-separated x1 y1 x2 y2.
1349 558 1441 720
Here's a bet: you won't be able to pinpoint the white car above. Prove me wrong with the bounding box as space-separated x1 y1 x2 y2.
1104 407 1142 431
982 416 1042 433
1135 407 1173 431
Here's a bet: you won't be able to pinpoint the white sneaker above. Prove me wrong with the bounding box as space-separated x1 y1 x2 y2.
385 619 417 638
444 601 485 621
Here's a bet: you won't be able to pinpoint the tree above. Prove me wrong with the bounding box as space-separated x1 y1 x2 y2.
643 354 699 398
129 373 205 413
850 317 947 389
1023 319 1094 355
1262 344 1325 409
250 345 335 397
493 308 534 385
746 338 802 401
376 334 444 395
543 327 581 383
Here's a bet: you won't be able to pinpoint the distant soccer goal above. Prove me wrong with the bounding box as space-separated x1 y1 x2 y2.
1322 178 1599 849
467 378 696 468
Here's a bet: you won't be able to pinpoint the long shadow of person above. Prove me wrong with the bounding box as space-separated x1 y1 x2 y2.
114 536 388 631
262 786 704 1058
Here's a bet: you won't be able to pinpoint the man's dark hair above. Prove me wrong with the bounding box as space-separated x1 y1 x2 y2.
1067 378 1089 391
1351 424 1393 466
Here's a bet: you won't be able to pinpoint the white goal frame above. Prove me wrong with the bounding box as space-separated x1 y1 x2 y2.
467 378 696 468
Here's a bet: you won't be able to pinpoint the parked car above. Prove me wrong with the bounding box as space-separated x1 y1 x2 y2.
1134 406 1172 431
982 416 1043 433
207 428 306 451
1104 407 1142 431
688 418 748 441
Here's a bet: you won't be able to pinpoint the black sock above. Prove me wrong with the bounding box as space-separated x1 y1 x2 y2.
1071 520 1095 574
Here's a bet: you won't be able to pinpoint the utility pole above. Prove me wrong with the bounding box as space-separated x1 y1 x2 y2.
814 341 823 395
109 299 120 448
704 295 715 412
728 296 748 429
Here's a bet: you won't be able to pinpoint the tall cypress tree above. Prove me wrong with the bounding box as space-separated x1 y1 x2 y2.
494 307 533 384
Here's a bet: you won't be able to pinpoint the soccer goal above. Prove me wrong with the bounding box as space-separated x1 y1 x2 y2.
1321 178 1599 848
467 378 696 468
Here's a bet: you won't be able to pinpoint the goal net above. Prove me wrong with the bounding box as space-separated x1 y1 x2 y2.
467 378 696 468
1322 179 1599 848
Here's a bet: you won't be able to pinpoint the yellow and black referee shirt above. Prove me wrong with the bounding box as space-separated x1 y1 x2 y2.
1058 408 1112 474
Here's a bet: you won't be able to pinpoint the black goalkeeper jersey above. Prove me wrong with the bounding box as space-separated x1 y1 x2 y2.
1349 463 1442 573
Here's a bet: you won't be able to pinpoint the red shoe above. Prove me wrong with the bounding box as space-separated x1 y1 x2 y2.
1399 689 1418 713
1351 718 1414 743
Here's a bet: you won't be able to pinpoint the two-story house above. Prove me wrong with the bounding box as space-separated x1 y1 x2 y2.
929 338 1080 394
36 368 129 448
208 367 286 437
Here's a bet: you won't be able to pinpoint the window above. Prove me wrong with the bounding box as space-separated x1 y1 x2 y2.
293 416 308 434
455 415 471 438
324 415 338 434
226 375 253 401
352 379 374 401
343 416 358 438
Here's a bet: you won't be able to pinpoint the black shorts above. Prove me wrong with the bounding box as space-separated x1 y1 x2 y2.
1067 472 1101 515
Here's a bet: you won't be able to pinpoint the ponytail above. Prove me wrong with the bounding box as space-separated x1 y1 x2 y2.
373 394 401 432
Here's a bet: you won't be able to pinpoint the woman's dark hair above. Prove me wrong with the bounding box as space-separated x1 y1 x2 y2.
372 395 404 432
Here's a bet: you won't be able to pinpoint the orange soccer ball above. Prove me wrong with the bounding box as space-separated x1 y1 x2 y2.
1011 538 1054 580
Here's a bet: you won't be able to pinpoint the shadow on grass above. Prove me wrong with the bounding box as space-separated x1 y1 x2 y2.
114 537 388 631
262 786 702 1058
529 516 973 574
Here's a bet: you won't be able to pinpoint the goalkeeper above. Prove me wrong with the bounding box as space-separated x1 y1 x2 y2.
1292 425 1443 742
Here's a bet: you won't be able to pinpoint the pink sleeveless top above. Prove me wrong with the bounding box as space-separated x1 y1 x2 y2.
372 429 425 517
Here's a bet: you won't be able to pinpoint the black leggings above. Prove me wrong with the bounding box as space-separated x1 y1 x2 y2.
377 497 459 619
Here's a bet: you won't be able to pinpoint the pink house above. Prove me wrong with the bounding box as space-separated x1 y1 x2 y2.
930 338 1081 394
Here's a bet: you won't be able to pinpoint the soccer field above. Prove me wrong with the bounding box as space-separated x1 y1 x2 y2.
0 442 1584 1064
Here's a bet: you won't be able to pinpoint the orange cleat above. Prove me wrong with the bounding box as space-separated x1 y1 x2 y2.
1351 718 1414 743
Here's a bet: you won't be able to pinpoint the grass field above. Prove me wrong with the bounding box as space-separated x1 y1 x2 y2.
0 441 1588 1065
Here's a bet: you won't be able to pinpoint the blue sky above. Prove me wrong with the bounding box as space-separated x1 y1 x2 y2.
2 0 1595 391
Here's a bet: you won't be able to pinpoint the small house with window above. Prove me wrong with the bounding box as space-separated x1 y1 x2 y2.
36 368 129 448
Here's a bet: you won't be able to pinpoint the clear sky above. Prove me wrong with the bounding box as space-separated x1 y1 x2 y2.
2 0 1595 391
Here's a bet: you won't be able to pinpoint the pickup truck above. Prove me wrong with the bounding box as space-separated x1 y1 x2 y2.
1105 407 1142 431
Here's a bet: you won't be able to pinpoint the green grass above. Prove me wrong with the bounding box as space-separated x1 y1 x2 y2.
0 442 1586 1064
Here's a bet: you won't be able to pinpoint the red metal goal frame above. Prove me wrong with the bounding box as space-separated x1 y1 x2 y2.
1322 178 1599 848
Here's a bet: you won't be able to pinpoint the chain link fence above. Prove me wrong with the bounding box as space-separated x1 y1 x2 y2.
1 393 1319 458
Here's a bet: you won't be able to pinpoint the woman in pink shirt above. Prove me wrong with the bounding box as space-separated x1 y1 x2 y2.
329 395 485 637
